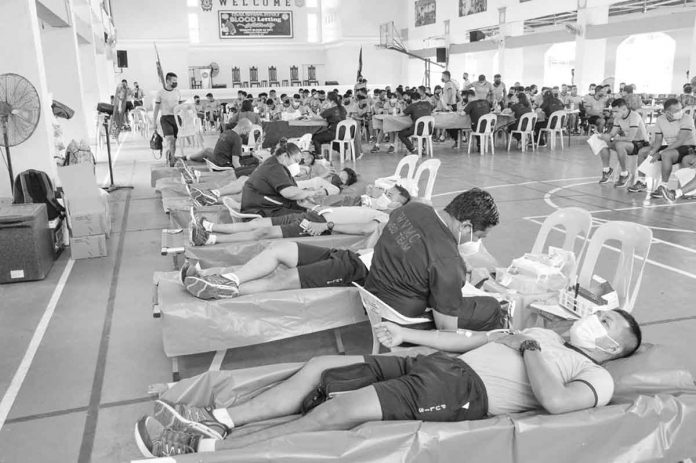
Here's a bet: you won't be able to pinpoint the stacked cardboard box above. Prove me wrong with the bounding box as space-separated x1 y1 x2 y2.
57 164 111 260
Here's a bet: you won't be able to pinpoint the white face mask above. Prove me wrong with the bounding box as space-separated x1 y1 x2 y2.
287 162 301 177
670 110 683 120
569 315 621 354
373 193 393 210
457 226 481 257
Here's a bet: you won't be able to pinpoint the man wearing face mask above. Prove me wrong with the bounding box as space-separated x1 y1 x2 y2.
596 99 649 186
133 307 641 457
153 72 184 165
441 71 461 148
187 119 254 175
582 84 609 133
628 98 696 200
365 188 504 332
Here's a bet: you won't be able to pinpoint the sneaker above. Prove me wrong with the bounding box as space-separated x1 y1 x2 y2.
387 145 395 154
184 273 240 300
189 218 210 246
153 399 230 439
181 164 196 185
655 185 676 202
598 168 613 184
134 416 200 458
370 145 380 153
627 181 647 193
190 187 219 207
174 159 186 170
615 173 630 188
179 260 191 284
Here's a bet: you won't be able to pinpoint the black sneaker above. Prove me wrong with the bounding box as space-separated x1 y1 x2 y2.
598 168 613 184
153 399 230 439
190 187 219 207
655 185 676 202
134 416 200 458
370 145 380 153
615 173 630 188
387 145 395 154
189 218 210 246
184 274 240 300
627 181 647 193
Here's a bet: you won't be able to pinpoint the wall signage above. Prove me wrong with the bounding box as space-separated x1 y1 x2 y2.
219 11 294 38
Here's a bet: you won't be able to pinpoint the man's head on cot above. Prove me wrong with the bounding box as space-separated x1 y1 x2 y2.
568 309 642 364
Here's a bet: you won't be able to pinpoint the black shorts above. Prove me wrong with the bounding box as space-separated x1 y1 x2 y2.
160 115 178 138
296 243 368 288
676 145 696 164
271 211 328 238
587 115 603 125
629 140 650 156
362 352 488 422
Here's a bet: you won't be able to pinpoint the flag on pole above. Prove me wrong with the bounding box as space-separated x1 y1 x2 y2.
154 42 165 87
356 46 363 81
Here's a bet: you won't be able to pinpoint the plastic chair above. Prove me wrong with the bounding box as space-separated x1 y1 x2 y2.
409 116 435 157
533 221 652 319
353 283 431 354
468 113 497 156
174 104 203 155
537 110 567 150
204 158 233 172
243 124 264 152
410 158 441 201
531 207 592 260
373 155 419 192
331 119 358 165
507 112 537 152
131 107 149 138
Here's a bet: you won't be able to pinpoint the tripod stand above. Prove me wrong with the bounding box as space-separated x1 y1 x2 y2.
101 113 133 193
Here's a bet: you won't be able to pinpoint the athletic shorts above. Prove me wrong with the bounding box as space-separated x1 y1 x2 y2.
296 243 368 288
629 140 650 156
271 210 328 238
362 352 488 422
587 115 603 125
656 145 696 163
160 115 178 138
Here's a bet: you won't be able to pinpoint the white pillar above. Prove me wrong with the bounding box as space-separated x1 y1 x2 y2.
0 0 57 198
575 2 609 92
40 1 90 145
688 17 696 84
498 21 524 86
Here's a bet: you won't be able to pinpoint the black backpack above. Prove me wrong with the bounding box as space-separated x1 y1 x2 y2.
13 169 65 221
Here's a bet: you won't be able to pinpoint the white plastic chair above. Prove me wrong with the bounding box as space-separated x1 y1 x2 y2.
468 113 497 156
374 154 419 191
531 207 593 257
410 115 435 157
174 103 203 155
331 119 358 164
508 112 537 152
243 124 264 153
353 283 431 354
410 158 441 201
537 110 567 150
204 158 233 172
533 221 652 320
132 107 150 138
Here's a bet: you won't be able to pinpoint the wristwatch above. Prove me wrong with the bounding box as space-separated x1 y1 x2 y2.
519 339 541 355
326 221 335 232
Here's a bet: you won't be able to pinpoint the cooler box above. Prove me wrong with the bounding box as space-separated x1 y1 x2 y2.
0 203 54 283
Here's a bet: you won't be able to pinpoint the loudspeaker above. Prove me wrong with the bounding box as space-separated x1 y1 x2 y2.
324 80 339 85
116 50 128 68
469 30 485 42
436 47 447 63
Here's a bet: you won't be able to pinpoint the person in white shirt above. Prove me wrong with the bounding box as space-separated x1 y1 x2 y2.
134 309 641 456
491 74 506 109
153 72 184 165
442 71 461 148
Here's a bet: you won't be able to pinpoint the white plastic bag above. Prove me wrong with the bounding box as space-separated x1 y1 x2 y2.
586 134 608 156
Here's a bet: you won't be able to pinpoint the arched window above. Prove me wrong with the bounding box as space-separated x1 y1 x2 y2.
615 32 675 94
544 42 576 87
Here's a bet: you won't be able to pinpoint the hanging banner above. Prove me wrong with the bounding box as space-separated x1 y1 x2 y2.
219 11 294 38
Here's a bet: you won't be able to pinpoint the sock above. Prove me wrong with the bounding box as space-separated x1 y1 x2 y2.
197 438 217 452
676 188 684 198
602 167 610 173
212 409 235 429
221 272 240 285
202 219 214 232
620 171 628 176
206 234 217 245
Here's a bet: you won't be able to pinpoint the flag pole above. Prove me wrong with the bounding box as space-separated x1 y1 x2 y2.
154 42 166 87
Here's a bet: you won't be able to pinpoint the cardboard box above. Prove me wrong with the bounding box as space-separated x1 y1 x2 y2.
0 203 55 283
70 234 107 260
57 164 111 238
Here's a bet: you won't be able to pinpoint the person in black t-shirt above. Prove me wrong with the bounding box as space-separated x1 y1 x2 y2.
463 90 492 151
240 141 324 217
312 91 348 153
365 188 503 331
398 92 434 154
535 90 565 146
188 118 253 169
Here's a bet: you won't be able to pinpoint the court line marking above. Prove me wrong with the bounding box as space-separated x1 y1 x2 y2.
0 258 75 432
526 218 696 280
431 176 597 198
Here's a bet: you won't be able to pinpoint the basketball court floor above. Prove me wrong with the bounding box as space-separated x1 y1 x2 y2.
0 132 694 462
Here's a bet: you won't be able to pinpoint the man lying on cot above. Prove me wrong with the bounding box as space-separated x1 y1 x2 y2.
180 241 374 300
134 309 642 458
188 186 411 246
